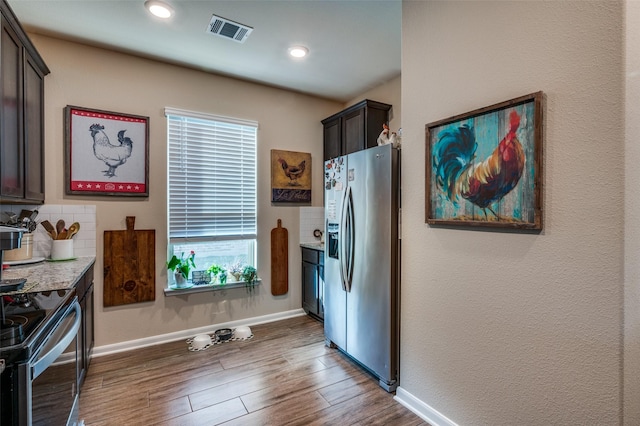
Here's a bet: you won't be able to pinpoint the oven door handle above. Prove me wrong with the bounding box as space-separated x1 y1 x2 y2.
32 300 81 380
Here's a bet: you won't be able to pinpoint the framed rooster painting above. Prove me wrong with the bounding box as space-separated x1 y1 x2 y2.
271 149 311 203
64 105 149 196
426 91 543 231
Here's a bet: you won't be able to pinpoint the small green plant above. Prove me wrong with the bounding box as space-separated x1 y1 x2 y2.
241 265 258 292
206 264 227 284
166 251 196 279
206 263 222 276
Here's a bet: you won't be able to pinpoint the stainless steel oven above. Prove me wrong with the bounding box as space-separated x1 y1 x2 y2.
1 290 80 426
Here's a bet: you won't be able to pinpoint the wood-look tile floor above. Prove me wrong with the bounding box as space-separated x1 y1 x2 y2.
78 315 428 426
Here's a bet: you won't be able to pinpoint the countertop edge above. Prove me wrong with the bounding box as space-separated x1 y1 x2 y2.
300 242 325 251
2 256 96 293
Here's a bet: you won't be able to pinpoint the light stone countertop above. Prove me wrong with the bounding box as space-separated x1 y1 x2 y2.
1 256 96 293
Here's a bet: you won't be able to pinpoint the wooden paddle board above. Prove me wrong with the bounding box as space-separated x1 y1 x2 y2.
103 216 156 306
271 219 288 295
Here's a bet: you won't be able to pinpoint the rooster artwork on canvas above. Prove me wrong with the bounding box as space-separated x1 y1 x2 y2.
90 124 134 177
432 110 526 220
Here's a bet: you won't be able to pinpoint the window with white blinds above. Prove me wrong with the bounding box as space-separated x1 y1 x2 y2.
166 107 257 243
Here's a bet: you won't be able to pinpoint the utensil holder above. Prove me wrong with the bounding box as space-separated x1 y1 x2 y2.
51 239 73 260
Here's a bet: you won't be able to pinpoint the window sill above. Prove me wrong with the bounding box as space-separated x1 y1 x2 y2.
164 279 261 297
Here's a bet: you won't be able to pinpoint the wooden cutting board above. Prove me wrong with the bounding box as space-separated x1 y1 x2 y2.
271 219 288 295
103 216 155 306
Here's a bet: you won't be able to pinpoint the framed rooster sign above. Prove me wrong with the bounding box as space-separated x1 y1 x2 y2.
426 91 543 231
64 105 149 197
270 149 311 203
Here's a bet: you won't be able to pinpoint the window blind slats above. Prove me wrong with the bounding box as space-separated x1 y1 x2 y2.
167 111 257 240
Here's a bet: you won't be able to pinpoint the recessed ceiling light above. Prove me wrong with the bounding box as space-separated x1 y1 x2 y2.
145 0 173 19
288 46 309 59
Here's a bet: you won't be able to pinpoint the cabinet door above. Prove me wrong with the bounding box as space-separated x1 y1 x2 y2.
0 20 23 199
365 105 392 150
24 55 45 202
85 266 95 368
302 261 319 316
78 285 95 389
84 284 94 368
323 116 341 161
342 107 365 155
78 292 87 387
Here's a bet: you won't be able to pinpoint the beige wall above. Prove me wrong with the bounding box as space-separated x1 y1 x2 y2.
626 1 640 424
31 35 343 347
400 1 625 424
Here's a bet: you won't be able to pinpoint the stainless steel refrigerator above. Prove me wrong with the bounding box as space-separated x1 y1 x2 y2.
323 143 400 392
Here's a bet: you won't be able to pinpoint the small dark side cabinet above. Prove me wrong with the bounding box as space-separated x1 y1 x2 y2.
302 247 324 321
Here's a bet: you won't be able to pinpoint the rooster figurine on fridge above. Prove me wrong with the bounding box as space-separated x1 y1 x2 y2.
377 123 402 149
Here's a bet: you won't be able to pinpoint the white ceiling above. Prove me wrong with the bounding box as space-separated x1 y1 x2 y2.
7 0 402 102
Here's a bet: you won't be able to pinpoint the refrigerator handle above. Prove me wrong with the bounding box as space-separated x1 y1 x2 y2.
344 186 355 292
339 186 350 292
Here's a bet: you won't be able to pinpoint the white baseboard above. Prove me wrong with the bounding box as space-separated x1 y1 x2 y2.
394 386 459 426
91 308 307 358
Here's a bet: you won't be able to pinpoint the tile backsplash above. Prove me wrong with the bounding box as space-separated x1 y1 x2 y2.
2 204 96 258
299 207 324 243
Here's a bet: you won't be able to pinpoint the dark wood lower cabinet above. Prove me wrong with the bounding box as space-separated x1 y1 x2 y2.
301 247 324 321
76 264 94 389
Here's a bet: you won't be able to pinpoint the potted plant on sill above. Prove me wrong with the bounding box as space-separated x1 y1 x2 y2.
206 264 227 285
241 265 258 293
228 260 244 282
167 251 196 288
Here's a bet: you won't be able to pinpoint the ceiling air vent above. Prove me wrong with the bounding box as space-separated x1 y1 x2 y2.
206 14 253 43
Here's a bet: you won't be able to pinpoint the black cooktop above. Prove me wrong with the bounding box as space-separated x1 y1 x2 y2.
0 309 46 347
0 288 75 363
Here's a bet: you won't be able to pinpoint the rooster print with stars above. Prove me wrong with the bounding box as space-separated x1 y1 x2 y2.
66 106 149 196
426 92 543 230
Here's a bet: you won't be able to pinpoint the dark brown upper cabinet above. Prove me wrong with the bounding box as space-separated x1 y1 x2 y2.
1 0 49 204
321 99 391 161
